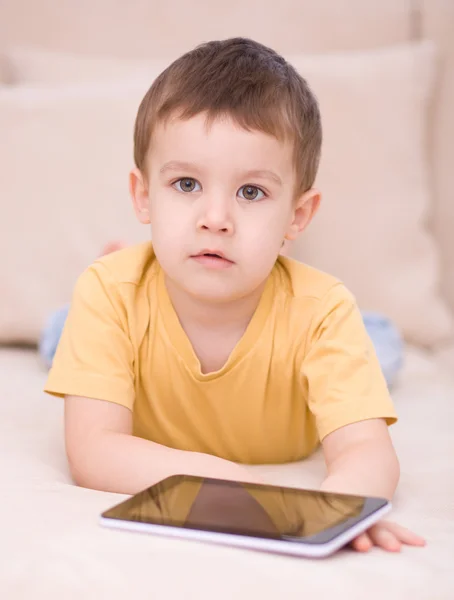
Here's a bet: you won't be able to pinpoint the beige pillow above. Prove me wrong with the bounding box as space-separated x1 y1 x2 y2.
5 46 171 84
423 2 454 320
0 80 152 344
287 41 454 347
1 42 452 347
0 55 9 84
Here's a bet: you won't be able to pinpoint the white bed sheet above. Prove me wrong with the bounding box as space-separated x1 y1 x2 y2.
0 347 453 599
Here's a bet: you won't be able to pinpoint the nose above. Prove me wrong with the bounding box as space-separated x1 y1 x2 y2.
196 195 234 235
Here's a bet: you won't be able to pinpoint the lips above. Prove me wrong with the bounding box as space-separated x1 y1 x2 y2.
192 249 233 263
190 249 235 269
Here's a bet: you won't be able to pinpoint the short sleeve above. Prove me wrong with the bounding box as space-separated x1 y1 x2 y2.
44 263 135 410
302 284 398 441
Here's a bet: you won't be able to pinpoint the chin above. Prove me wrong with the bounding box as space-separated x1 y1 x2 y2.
187 285 241 304
180 276 248 303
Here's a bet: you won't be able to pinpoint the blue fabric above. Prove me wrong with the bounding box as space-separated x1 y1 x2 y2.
361 311 404 387
39 304 70 370
39 305 403 387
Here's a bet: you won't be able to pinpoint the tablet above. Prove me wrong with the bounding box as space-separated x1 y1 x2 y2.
100 475 390 558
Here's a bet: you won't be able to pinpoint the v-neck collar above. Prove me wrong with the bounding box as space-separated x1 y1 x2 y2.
156 266 275 381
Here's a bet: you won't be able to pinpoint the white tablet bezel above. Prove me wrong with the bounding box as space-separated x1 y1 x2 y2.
99 477 391 558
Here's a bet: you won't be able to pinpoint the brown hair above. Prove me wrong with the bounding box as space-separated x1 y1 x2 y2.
134 37 322 195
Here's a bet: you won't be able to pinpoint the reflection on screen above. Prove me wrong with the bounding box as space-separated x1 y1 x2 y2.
104 476 365 540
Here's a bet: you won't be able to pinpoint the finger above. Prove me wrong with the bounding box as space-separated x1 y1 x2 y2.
351 532 373 552
381 521 426 547
368 525 401 552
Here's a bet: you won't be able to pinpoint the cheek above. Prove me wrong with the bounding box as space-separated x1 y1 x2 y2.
244 205 291 246
149 191 189 238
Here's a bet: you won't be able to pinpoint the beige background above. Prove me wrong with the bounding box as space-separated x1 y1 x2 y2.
1 3 454 596
0 0 413 56
422 0 454 311
0 0 453 347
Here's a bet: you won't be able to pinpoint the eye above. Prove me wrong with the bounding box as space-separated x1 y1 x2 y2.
173 178 201 193
238 185 265 202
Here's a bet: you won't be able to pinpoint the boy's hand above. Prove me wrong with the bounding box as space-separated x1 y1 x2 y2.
320 420 426 553
351 520 426 553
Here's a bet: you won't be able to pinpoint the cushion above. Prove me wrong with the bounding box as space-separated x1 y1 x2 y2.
1 1 410 61
4 46 169 84
422 2 454 318
0 80 151 343
1 42 452 347
0 55 9 83
288 41 453 347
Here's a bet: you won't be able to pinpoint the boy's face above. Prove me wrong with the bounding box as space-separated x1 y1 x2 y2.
131 113 320 303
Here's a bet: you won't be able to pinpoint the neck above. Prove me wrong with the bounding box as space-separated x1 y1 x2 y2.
164 276 266 332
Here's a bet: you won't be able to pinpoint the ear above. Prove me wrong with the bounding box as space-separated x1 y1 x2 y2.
130 168 151 224
285 188 321 241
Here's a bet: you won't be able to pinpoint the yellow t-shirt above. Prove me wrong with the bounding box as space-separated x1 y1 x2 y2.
45 242 397 464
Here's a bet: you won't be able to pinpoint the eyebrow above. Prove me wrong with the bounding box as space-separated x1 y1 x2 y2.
242 169 282 186
159 161 282 186
159 161 201 174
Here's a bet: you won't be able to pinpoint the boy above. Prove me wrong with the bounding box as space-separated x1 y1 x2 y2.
45 38 424 553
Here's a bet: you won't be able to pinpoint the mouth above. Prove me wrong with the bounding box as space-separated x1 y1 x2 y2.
193 249 232 260
190 249 234 268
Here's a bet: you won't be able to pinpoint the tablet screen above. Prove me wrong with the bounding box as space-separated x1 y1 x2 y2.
102 475 387 543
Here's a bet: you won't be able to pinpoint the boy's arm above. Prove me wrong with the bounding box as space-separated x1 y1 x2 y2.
320 418 425 552
65 395 259 495
320 418 399 499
